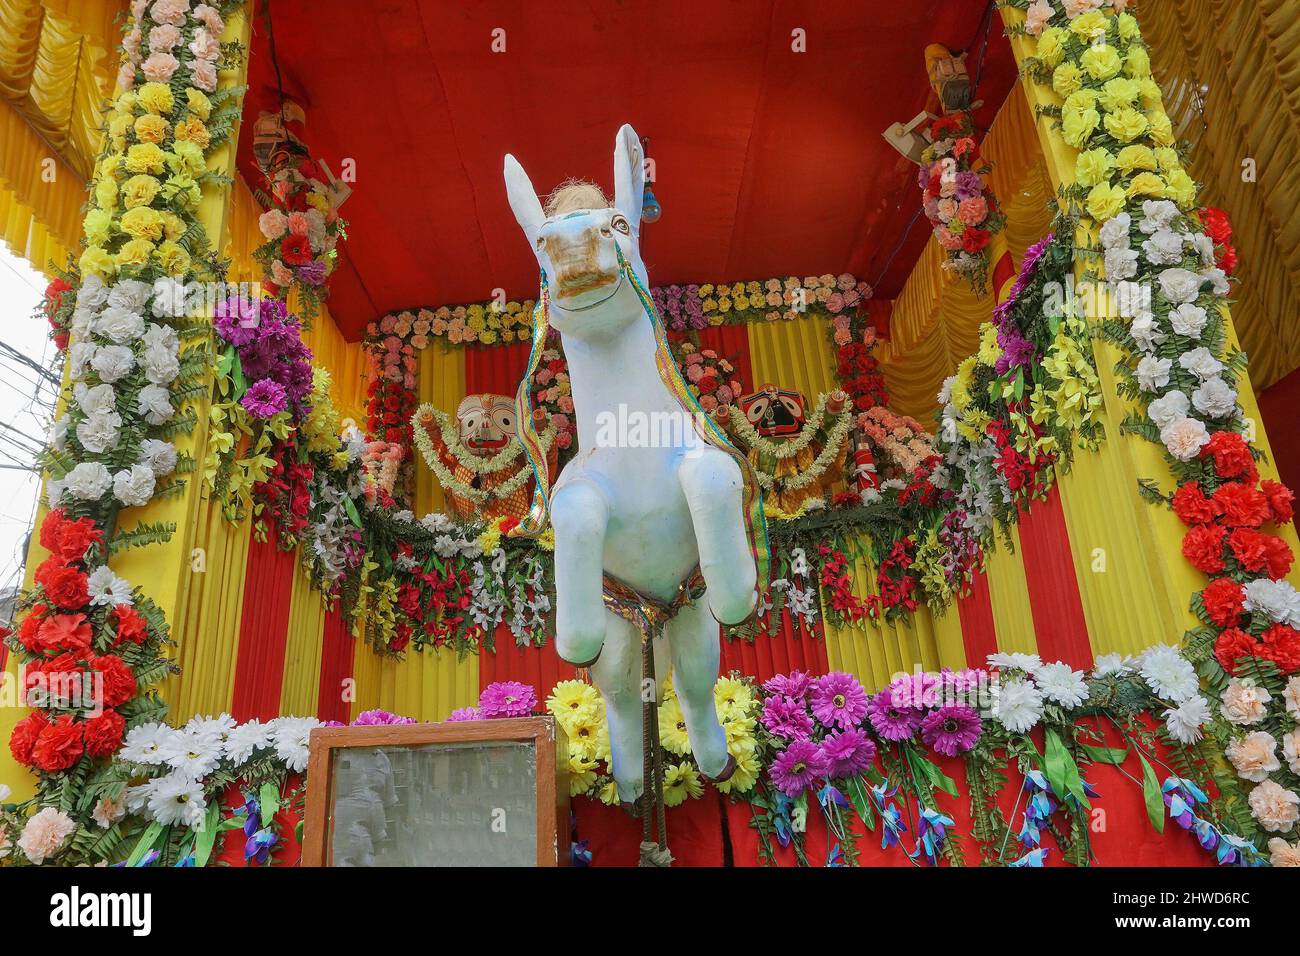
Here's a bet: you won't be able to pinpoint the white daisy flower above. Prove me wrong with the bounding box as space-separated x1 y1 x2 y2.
987 652 1042 674
1164 695 1211 745
118 722 180 766
992 678 1044 734
223 720 272 766
146 771 207 828
86 565 133 607
271 716 322 773
1092 653 1133 677
1034 662 1090 708
161 728 222 779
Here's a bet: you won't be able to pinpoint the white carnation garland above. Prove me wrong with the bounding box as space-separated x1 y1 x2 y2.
723 397 853 494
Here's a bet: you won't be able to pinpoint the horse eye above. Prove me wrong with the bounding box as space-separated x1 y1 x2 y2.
611 216 630 235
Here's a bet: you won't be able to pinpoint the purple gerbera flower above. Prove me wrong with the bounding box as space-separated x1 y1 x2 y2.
820 728 877 779
351 709 415 726
866 690 925 741
810 671 869 730
478 681 536 718
240 378 288 418
763 670 812 702
920 704 983 757
445 707 482 722
768 740 828 796
760 694 814 740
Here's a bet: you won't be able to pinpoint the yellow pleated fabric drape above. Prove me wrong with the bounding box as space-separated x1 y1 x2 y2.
413 343 467 516
349 643 479 723
279 561 329 717
878 83 1056 423
1138 0 1300 390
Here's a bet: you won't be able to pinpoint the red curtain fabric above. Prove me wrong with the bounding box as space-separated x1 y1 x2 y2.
464 340 532 398
576 791 726 867
1016 486 1094 669
480 624 578 696
212 777 304 867
230 534 297 722
956 571 998 668
720 612 829 682
316 607 355 723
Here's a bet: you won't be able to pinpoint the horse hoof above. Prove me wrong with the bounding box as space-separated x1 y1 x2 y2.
701 754 737 784
563 650 601 669
620 798 641 818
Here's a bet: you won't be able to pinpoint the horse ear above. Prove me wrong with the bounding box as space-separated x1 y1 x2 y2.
613 124 644 230
504 154 545 244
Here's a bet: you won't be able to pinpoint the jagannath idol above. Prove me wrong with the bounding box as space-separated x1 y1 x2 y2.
413 393 556 524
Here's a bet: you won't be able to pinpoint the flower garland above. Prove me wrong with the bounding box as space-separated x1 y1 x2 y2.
919 111 1007 292
673 341 743 413
724 391 848 462
252 149 348 319
1013 0 1300 846
3 0 246 850
414 405 535 475
748 412 854 495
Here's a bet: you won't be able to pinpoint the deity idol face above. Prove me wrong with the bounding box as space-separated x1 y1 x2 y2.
740 385 806 437
456 394 517 453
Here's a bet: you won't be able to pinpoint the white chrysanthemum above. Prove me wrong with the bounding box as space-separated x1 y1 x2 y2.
75 410 122 454
1164 695 1211 745
1092 652 1133 677
1099 213 1131 249
271 716 322 772
65 461 112 500
77 272 109 310
1139 200 1180 234
1179 346 1224 381
1168 303 1208 338
50 413 69 452
106 278 152 313
94 304 145 344
988 652 1042 674
86 565 133 607
1139 644 1200 703
1243 579 1300 628
1128 314 1165 354
992 678 1044 734
151 277 187 318
142 342 180 385
223 719 272 766
1201 267 1230 295
68 341 97 380
74 382 117 416
137 383 174 425
141 322 179 353
1188 232 1216 267
119 721 181 766
146 771 207 828
1192 377 1237 419
90 344 136 382
1157 267 1203 304
1034 662 1090 708
1104 246 1139 281
137 438 177 477
1146 389 1189 429
113 463 156 507
1136 355 1172 392
1141 229 1184 266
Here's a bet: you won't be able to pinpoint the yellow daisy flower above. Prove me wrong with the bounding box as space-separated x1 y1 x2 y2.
658 696 692 756
663 762 702 807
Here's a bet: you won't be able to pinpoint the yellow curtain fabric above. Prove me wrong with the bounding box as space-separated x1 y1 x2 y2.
0 99 79 271
1138 0 1300 390
349 643 479 722
279 561 329 717
413 343 466 516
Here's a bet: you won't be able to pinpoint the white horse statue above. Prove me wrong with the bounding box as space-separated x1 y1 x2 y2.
504 125 762 808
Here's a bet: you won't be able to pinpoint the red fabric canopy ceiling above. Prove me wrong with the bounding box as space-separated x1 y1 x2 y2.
239 0 1016 339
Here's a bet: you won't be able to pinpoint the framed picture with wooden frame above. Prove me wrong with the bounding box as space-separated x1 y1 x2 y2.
302 716 569 867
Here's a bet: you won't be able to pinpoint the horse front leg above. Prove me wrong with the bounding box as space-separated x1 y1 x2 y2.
589 610 669 807
665 600 730 779
550 478 609 666
678 449 758 624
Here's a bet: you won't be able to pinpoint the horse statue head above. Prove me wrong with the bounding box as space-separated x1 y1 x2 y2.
504 125 649 339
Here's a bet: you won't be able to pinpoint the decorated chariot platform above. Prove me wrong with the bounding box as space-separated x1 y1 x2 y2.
1 0 1299 869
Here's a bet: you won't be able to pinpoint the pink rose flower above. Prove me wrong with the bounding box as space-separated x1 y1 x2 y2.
557 396 574 414
1025 0 1054 35
550 413 570 432
191 59 218 92
189 28 222 61
833 328 853 347
194 3 224 34
937 197 959 221
287 211 311 236
699 394 718 413
685 364 704 384
123 27 144 57
150 0 190 28
958 196 989 225
147 24 180 51
826 292 845 313
141 51 179 82
270 260 294 286
259 209 288 240
116 63 136 92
